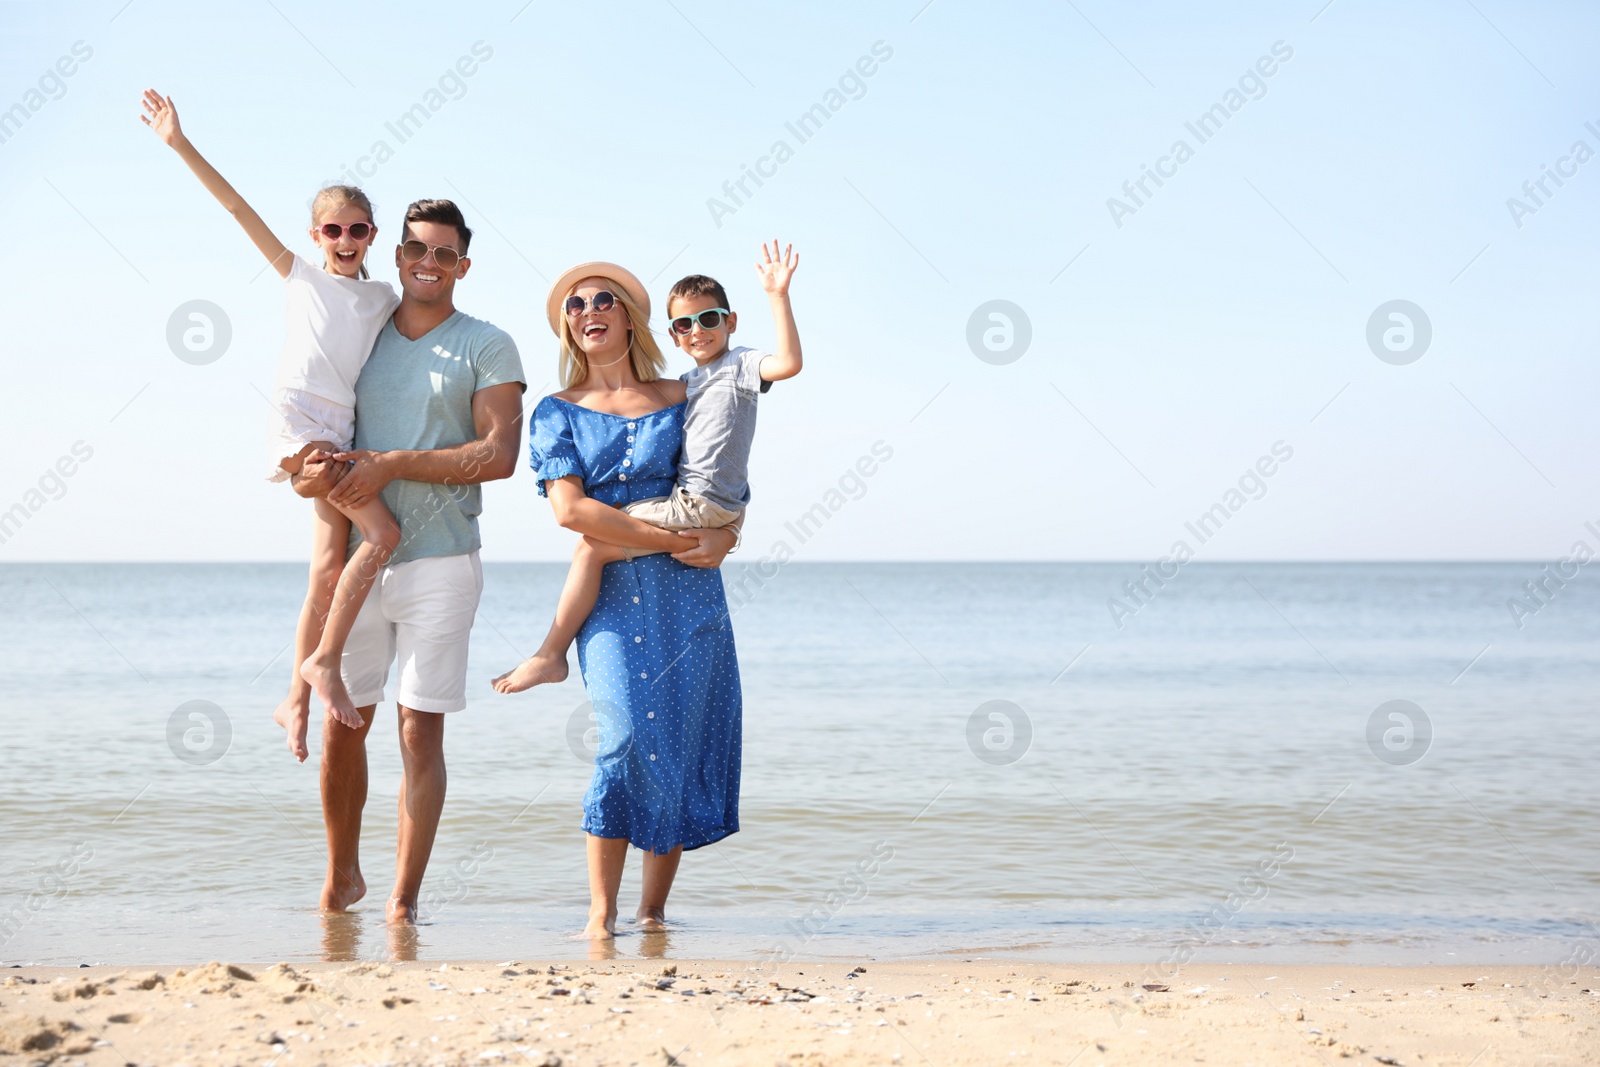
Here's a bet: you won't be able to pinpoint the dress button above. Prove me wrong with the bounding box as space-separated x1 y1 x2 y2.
627 422 636 430
632 596 640 603
623 459 631 467
627 435 635 442
626 448 633 455
619 474 627 481
640 671 648 679
649 753 657 761
634 636 643 643
647 711 655 719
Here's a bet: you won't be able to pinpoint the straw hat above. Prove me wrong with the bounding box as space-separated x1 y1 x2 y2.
545 261 650 335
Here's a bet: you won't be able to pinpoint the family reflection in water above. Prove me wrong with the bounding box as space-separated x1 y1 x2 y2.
318 912 673 965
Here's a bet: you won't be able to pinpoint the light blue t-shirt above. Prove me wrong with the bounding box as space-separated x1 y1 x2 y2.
351 310 525 564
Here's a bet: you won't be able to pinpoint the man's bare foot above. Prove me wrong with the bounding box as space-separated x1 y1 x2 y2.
636 906 667 930
580 908 617 940
386 895 417 925
320 867 366 912
272 693 311 763
491 653 569 694
301 653 364 729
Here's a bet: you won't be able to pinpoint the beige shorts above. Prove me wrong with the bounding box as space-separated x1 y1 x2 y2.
622 486 742 531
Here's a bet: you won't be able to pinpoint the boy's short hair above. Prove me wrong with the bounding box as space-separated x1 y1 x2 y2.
667 274 728 311
402 198 473 252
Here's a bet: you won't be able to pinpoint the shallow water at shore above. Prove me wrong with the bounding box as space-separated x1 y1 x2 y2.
2 562 1596 966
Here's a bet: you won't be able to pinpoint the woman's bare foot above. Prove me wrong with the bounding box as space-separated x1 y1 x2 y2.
272 693 311 763
320 866 366 912
636 906 667 930
580 907 617 940
491 653 568 694
386 895 418 925
300 653 364 729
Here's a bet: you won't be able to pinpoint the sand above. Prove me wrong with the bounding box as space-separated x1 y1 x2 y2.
1 958 1595 1066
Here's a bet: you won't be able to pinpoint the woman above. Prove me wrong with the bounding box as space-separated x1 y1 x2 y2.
526 262 741 939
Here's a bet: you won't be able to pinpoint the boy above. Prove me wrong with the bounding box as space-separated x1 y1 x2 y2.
491 240 801 693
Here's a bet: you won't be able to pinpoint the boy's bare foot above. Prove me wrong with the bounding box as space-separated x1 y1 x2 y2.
320 867 366 912
301 653 364 729
491 653 569 694
272 693 311 763
580 907 617 940
636 906 667 930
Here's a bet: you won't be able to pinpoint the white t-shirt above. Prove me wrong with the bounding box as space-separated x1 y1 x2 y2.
270 255 399 408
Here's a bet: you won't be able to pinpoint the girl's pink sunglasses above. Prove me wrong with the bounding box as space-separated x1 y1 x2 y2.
317 222 374 241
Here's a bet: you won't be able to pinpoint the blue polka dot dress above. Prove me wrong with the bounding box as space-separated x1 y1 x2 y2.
528 395 742 854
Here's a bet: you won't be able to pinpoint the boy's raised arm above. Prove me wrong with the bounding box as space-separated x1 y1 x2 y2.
141 89 294 279
755 239 802 382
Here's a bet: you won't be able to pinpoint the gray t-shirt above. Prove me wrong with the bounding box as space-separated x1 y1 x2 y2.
351 310 525 564
677 345 771 512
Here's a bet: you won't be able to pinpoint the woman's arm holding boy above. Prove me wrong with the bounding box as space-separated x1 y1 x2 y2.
545 479 736 567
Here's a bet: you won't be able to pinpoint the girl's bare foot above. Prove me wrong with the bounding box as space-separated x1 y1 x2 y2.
386 895 417 925
491 653 568 694
272 693 311 763
636 906 667 930
300 654 364 729
320 866 366 912
580 907 617 940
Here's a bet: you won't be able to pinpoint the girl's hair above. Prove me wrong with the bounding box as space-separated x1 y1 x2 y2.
557 277 666 389
310 184 376 279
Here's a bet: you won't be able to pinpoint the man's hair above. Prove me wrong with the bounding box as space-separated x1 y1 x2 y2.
667 274 728 313
402 198 472 252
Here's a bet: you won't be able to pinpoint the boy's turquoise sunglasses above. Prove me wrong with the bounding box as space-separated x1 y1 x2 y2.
668 308 730 335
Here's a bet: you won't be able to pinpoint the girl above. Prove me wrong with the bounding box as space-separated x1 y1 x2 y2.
142 89 400 762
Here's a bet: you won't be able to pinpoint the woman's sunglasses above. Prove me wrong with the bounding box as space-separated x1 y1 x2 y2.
565 291 617 317
668 308 730 335
399 239 462 271
317 222 374 241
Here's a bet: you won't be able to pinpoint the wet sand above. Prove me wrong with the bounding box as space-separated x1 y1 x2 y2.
2 958 1596 1066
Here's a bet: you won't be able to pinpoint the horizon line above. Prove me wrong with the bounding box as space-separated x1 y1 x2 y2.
0 558 1571 566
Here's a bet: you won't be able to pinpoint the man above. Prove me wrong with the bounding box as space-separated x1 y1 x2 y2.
294 198 525 923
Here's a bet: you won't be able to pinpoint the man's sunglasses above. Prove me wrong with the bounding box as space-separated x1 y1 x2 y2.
565 291 618 317
399 239 462 271
668 308 730 335
318 222 374 241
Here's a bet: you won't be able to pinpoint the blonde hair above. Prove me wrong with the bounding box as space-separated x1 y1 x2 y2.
310 184 376 280
557 278 666 388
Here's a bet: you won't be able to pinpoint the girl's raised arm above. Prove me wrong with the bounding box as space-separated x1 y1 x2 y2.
141 89 294 279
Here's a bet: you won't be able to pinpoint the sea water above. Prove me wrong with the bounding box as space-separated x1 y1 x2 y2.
1 562 1595 967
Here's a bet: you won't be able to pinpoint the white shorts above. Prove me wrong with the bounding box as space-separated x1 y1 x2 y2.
268 388 355 482
342 551 483 714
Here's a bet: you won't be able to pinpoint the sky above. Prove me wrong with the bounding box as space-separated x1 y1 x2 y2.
0 0 1595 562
